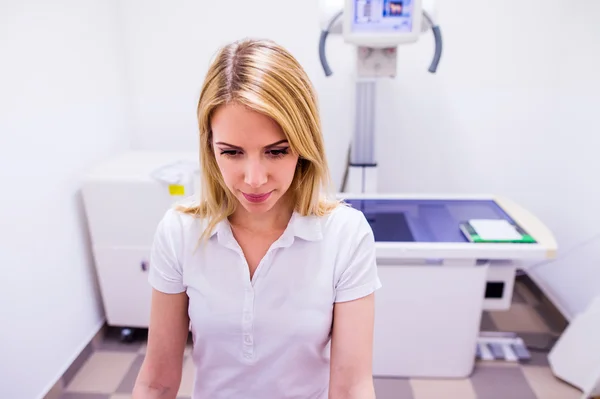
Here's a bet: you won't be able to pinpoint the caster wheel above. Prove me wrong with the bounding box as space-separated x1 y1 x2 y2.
120 328 134 343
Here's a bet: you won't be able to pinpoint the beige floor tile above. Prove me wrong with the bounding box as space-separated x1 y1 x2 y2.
489 303 550 333
476 359 521 368
521 366 583 399
177 356 196 397
65 351 138 394
470 365 537 399
410 378 477 399
43 378 63 399
374 378 414 398
515 282 540 306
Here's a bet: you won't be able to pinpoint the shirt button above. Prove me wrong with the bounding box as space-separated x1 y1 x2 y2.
244 335 252 344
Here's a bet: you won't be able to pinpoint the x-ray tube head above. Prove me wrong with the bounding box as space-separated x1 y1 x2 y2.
343 0 423 47
318 0 442 76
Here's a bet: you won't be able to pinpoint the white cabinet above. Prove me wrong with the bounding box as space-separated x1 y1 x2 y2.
373 262 489 378
81 150 198 338
93 247 153 328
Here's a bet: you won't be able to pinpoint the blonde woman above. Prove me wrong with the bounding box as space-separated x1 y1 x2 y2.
133 38 382 399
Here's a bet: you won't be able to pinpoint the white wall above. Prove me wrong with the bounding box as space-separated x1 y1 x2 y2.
117 0 600 320
0 1 130 398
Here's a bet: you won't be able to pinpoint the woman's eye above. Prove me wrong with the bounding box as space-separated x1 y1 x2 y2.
268 148 288 157
220 150 239 157
219 148 289 158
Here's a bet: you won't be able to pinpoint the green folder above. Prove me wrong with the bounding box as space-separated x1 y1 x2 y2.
459 220 536 244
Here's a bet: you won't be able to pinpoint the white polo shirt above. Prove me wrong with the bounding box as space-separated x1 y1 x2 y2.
148 201 382 399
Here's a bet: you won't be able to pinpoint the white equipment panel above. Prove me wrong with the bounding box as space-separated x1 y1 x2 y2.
82 151 198 329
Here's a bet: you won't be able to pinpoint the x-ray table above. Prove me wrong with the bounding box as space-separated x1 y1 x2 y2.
341 194 557 378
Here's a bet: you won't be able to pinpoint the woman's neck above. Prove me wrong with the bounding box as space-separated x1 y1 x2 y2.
229 197 294 234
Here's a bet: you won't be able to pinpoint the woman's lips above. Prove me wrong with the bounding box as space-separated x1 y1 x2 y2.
242 191 272 203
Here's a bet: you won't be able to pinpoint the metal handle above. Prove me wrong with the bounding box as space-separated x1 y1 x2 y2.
319 10 343 77
422 10 443 73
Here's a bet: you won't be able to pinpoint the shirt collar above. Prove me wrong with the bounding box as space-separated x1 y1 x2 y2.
210 211 323 244
287 211 323 241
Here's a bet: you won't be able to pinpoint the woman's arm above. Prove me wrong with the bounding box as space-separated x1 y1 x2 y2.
132 288 190 399
329 293 377 399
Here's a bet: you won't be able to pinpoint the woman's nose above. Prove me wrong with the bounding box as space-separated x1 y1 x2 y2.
243 159 268 188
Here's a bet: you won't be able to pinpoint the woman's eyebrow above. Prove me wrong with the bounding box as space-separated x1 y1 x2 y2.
214 141 242 149
264 139 288 148
214 139 288 149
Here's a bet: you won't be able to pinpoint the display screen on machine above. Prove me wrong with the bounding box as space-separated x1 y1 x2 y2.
352 0 415 33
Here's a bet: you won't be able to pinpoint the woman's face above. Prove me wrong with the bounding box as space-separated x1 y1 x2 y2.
211 103 299 215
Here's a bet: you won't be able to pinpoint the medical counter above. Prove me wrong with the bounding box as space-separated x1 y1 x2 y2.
339 193 557 378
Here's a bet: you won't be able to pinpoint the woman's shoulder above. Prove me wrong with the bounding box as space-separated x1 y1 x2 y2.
318 200 372 238
155 196 210 241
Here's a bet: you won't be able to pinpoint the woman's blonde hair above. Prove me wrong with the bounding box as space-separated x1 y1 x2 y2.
178 38 341 238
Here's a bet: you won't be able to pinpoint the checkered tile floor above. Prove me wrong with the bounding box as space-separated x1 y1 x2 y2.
58 280 583 399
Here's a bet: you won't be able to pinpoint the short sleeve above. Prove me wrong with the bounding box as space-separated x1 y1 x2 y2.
334 212 382 303
148 209 186 294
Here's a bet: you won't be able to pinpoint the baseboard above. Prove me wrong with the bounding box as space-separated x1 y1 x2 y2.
41 321 107 399
517 273 569 334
